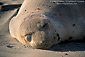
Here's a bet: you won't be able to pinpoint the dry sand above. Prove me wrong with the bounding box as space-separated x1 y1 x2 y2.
0 0 85 57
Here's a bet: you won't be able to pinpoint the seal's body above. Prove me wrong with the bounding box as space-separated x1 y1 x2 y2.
9 0 85 49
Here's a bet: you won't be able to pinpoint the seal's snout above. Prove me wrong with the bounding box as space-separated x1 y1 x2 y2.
27 19 58 49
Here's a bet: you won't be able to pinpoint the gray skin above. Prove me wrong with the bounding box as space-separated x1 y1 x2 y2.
9 0 85 49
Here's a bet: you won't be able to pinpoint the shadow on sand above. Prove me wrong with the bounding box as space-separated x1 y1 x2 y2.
1 4 21 11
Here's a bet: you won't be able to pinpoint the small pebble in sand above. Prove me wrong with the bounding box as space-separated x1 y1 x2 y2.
65 53 68 55
0 2 3 5
7 45 14 48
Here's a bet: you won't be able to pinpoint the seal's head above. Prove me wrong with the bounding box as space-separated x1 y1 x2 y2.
19 14 59 49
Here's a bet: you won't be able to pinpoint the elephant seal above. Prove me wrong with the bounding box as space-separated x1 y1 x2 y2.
9 0 85 49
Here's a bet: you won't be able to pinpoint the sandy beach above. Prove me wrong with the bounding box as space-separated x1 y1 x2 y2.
0 0 85 57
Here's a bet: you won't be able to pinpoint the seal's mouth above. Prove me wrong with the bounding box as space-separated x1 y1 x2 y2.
24 30 60 49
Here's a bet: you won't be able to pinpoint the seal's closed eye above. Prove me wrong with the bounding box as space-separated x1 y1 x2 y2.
42 23 48 29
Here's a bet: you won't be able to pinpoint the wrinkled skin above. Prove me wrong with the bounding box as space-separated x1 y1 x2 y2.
9 12 59 49
19 14 59 48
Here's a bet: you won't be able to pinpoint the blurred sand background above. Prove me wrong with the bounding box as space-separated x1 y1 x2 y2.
0 0 85 57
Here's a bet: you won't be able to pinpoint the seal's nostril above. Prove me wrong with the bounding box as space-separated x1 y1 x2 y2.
42 23 48 29
45 44 48 46
42 41 45 43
